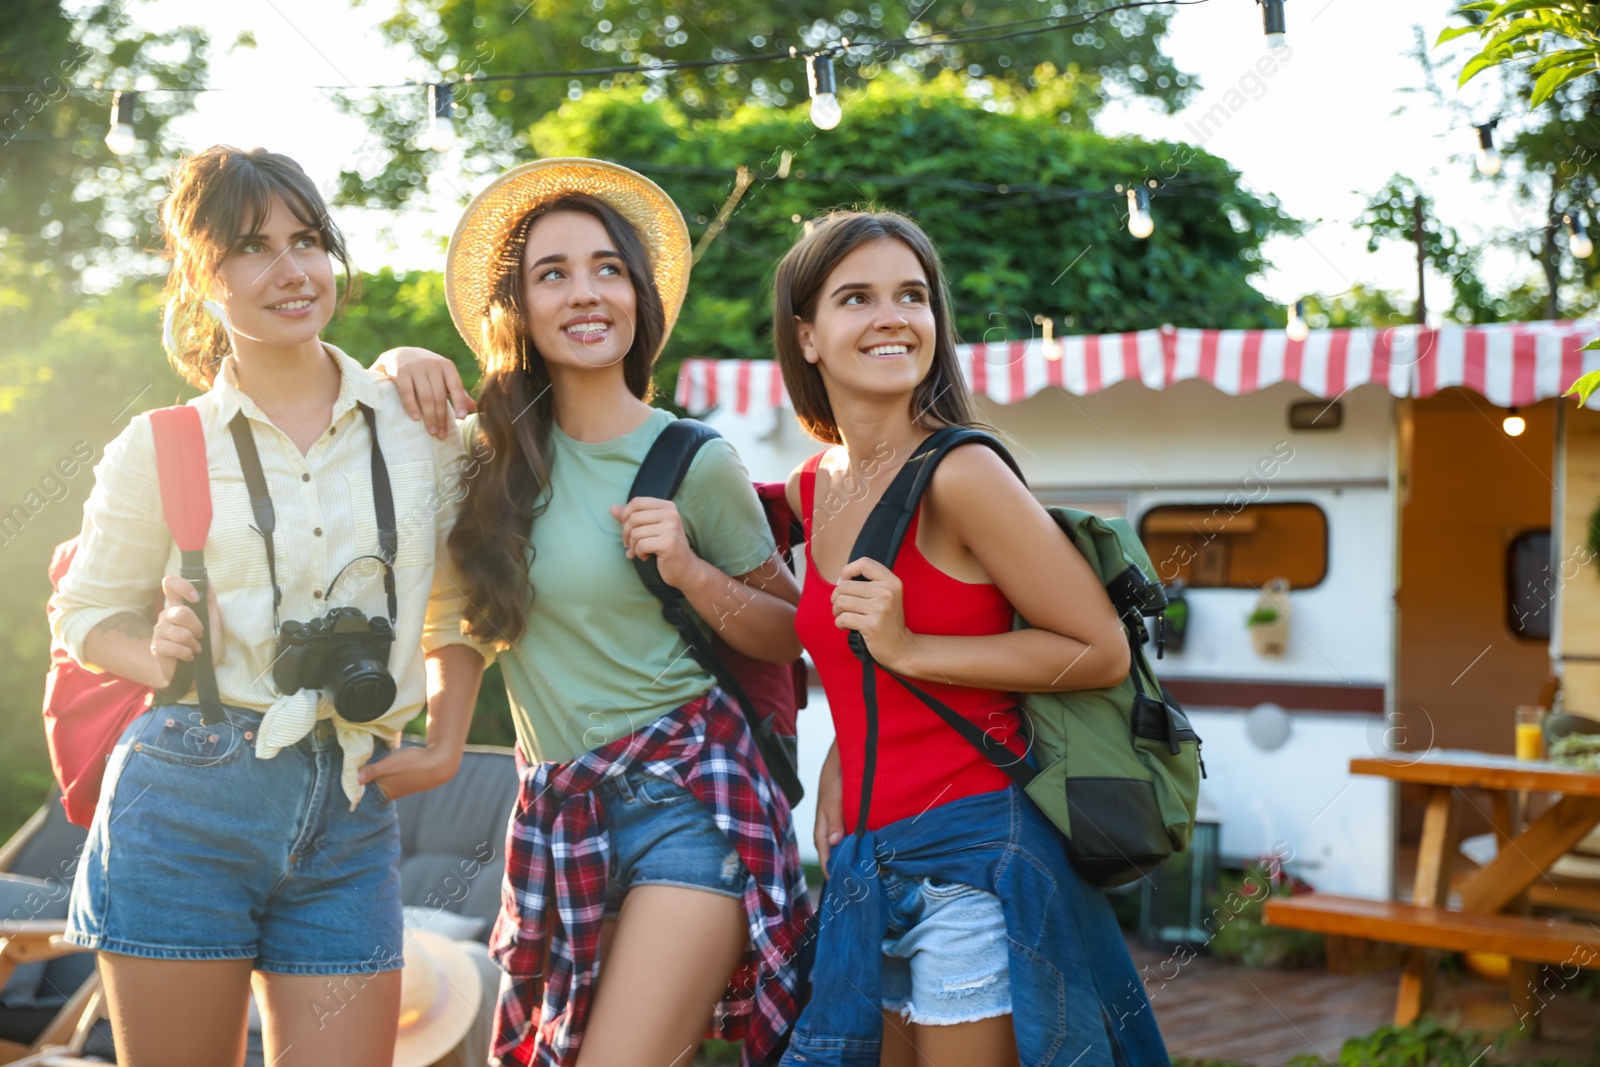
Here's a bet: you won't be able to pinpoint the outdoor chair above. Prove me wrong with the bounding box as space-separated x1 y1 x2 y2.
0 791 106 1066
0 743 520 1066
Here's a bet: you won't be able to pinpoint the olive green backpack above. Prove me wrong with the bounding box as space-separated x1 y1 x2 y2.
845 427 1204 888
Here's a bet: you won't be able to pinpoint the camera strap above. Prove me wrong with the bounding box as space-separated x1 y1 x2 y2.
227 402 399 627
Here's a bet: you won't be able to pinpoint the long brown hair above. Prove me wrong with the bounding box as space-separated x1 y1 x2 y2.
450 193 665 647
772 211 982 445
158 145 353 388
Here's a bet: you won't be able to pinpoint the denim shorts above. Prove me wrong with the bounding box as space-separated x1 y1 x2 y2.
880 867 1013 1025
64 705 403 975
597 768 747 919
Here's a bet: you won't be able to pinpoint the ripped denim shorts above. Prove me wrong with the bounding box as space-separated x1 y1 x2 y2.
880 867 1012 1026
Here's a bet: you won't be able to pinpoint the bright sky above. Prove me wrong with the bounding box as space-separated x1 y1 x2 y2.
131 0 1547 325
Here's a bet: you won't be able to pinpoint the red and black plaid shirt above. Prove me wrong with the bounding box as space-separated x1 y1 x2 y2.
490 690 813 1066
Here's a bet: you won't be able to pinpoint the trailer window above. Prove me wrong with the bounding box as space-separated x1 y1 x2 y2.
1506 529 1552 641
1139 502 1328 589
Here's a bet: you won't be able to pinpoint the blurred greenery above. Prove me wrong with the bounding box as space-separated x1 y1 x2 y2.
526 72 1299 386
338 0 1195 209
1416 9 1600 324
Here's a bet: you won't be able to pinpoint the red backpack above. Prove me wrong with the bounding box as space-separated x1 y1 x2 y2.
44 405 217 827
629 419 808 806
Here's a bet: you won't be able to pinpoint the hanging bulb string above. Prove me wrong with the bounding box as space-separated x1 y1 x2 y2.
0 0 1205 98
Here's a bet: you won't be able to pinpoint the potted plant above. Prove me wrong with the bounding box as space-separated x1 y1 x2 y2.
1246 578 1291 657
1160 582 1189 655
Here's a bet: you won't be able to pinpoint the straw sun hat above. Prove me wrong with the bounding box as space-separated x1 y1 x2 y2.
391 928 482 1067
444 158 692 361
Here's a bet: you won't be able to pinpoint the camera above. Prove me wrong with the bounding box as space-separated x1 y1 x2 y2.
273 607 397 724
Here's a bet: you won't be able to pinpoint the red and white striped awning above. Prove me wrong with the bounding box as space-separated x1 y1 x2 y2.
676 320 1599 415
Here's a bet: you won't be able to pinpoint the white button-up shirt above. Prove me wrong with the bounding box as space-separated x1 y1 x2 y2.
51 346 494 806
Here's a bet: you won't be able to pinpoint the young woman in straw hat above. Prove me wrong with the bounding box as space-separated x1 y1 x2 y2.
381 158 812 1067
769 211 1171 1067
50 145 492 1067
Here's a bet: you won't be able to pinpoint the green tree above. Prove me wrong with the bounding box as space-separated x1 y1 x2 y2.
1445 0 1600 107
0 281 192 837
521 74 1295 392
336 0 1195 209
1 0 208 342
1302 285 1412 329
1352 174 1500 324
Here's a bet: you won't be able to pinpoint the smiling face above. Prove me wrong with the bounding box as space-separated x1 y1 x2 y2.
520 209 639 372
796 238 937 399
209 193 336 350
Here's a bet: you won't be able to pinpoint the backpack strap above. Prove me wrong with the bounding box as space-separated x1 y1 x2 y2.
148 406 224 727
843 427 1032 833
628 418 805 807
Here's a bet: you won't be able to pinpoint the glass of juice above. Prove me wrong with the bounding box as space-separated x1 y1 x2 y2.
1515 705 1546 761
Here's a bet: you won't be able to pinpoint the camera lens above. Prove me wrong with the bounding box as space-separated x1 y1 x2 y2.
327 654 397 724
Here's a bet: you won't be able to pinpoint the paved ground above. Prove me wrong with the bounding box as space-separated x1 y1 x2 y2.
1131 942 1600 1065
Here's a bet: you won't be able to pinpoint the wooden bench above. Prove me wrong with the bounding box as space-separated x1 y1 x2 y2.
1261 753 1600 1032
1264 894 1599 965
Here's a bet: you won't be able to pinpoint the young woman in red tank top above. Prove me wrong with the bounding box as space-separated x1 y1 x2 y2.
775 212 1143 1067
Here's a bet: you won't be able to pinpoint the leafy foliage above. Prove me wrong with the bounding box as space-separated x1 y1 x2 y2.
1287 1018 1508 1067
519 74 1295 388
0 0 208 322
1430 3 1599 325
1442 0 1600 107
339 0 1194 208
1354 175 1502 324
1205 863 1324 969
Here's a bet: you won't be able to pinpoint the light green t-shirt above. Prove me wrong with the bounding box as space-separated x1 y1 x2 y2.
465 408 776 762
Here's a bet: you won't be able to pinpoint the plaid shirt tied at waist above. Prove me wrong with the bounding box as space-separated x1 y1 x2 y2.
490 690 813 1066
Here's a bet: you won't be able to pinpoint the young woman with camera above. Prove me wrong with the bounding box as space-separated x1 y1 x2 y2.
770 211 1171 1067
380 158 813 1067
50 145 492 1067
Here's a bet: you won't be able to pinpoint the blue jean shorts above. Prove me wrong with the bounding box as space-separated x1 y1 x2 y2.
597 769 747 919
880 867 1013 1025
64 705 403 975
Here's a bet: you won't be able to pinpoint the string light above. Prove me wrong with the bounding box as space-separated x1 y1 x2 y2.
1034 314 1061 360
1473 120 1501 176
1286 299 1309 341
1258 0 1288 49
1125 185 1154 239
1503 407 1526 437
807 54 841 131
104 90 136 156
1567 212 1594 260
426 82 455 152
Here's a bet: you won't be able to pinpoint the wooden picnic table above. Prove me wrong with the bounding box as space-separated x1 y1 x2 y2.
1265 749 1600 1033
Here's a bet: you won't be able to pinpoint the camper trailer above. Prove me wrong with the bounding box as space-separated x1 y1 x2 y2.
676 320 1600 900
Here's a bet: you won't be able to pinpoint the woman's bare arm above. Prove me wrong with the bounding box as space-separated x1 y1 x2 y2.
832 445 1129 693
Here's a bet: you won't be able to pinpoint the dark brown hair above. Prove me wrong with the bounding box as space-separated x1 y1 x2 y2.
158 145 353 388
772 210 982 445
450 193 665 647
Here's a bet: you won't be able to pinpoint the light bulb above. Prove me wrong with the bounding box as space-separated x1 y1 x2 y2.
426 83 455 152
1503 412 1526 437
1287 300 1310 342
810 92 842 130
1259 0 1287 49
807 55 842 130
1572 232 1595 260
105 90 136 156
1126 187 1154 239
1473 121 1500 176
105 123 136 156
426 116 456 152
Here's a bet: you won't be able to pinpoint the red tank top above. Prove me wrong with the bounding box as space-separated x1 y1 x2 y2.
796 451 1026 832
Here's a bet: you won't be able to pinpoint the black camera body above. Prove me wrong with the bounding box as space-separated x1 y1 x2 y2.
273 607 397 724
